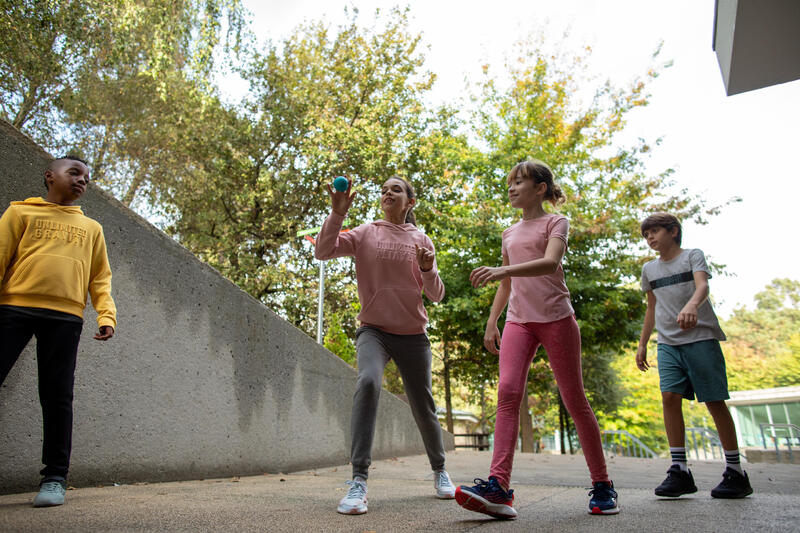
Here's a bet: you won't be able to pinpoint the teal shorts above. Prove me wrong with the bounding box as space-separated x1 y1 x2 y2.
657 339 729 402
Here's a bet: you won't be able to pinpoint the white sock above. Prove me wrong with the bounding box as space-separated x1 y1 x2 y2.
724 450 744 475
670 447 689 472
353 476 367 485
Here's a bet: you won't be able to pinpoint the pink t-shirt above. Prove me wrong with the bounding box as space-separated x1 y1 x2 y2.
502 214 574 324
314 212 445 335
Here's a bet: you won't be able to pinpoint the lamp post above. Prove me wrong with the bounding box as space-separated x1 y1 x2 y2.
297 222 349 344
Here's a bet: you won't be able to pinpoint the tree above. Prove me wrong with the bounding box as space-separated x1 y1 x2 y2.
165 9 453 336
721 278 800 390
0 0 244 164
426 38 730 447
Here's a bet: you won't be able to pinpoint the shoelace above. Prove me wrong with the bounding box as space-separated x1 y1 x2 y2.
435 471 453 488
471 478 490 490
720 470 739 486
588 484 617 499
344 480 366 500
40 481 64 493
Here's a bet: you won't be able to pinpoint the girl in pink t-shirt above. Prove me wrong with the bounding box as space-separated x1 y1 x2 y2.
454 160 618 519
315 176 456 515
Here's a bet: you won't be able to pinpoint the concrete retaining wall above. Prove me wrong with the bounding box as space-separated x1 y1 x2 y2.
0 119 453 494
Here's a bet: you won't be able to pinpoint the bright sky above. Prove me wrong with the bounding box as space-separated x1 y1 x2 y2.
238 0 800 317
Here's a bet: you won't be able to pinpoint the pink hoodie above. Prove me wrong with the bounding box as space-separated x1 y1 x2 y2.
314 211 444 335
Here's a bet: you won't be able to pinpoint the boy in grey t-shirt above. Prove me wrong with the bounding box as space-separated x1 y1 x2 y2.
635 213 752 499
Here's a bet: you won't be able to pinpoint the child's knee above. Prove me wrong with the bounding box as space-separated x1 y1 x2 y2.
496 384 524 408
704 400 729 413
355 373 382 397
661 391 683 406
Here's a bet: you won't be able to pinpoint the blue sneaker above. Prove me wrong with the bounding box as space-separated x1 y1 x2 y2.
455 476 517 520
588 480 619 515
33 478 66 507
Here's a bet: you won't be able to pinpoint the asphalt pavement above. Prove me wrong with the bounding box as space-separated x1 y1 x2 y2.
1 450 798 532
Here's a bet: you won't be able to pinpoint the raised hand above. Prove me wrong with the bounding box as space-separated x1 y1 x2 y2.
326 177 356 216
415 244 435 272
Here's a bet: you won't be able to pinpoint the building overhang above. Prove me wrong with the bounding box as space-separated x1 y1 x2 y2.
713 0 800 95
727 386 800 406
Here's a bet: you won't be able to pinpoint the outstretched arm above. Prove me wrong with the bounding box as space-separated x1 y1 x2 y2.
470 237 566 288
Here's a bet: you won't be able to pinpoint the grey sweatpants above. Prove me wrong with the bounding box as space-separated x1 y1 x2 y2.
350 326 446 480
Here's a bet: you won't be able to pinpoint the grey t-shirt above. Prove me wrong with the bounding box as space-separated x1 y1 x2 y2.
641 248 726 346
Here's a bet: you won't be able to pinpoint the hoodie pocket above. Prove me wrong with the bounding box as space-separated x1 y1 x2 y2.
5 254 86 304
361 287 425 327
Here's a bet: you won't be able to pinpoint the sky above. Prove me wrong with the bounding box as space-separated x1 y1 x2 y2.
235 0 800 317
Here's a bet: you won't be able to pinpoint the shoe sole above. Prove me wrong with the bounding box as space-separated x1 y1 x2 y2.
590 505 620 515
337 505 367 515
655 486 698 498
435 491 456 500
711 487 753 499
455 488 517 520
32 500 64 508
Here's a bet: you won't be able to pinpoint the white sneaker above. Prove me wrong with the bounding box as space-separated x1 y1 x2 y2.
337 479 368 514
434 470 456 499
33 480 66 507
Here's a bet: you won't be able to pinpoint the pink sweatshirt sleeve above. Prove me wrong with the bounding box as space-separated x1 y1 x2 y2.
420 236 445 303
314 211 359 260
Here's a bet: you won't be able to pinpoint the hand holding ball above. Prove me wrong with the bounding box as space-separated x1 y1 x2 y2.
329 176 353 216
333 176 349 192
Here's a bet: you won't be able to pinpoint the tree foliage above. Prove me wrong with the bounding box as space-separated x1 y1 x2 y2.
2 5 755 443
722 278 800 390
425 40 727 436
0 0 244 165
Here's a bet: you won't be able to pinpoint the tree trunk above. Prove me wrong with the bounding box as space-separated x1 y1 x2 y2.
559 398 566 455
565 408 575 455
122 173 144 206
443 340 454 434
519 393 534 453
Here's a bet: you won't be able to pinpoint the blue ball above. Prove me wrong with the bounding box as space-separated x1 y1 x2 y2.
333 176 349 192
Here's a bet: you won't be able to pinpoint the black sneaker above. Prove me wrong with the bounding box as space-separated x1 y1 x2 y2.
711 468 753 499
654 465 698 497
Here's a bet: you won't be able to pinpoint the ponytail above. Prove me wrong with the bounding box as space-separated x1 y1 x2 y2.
391 175 417 226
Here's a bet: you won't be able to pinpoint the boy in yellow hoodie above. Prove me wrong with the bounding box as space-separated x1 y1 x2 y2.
0 155 116 507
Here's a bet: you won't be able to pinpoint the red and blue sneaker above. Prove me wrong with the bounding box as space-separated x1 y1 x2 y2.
455 476 517 520
588 480 620 515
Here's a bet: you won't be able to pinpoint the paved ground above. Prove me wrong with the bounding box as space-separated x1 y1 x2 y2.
1 450 798 532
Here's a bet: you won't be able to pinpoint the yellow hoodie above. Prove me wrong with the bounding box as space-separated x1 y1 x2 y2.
0 197 116 328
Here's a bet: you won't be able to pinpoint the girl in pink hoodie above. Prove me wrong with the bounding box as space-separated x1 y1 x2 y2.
315 176 455 515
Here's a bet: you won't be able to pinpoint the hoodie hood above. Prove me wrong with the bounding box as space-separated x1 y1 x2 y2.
12 197 83 214
372 220 416 232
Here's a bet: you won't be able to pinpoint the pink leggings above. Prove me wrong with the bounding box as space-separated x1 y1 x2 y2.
490 316 609 488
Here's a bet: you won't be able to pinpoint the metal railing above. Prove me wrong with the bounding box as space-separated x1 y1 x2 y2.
759 423 800 463
686 427 725 460
601 430 658 458
453 433 491 451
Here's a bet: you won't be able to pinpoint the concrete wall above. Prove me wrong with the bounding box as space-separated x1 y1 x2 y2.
0 120 453 494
